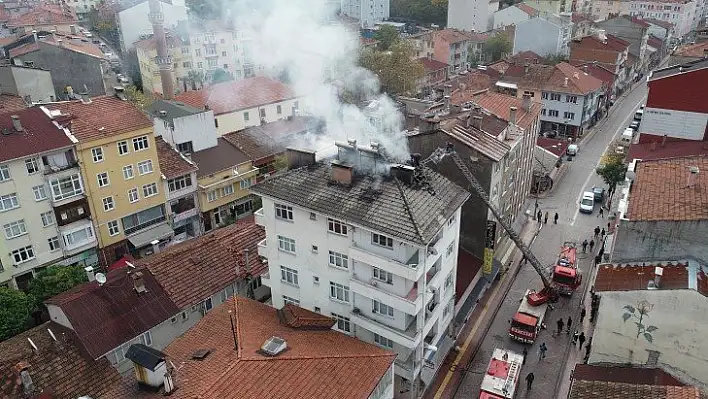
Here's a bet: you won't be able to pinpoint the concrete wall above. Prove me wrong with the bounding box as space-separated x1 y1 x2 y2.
154 111 218 153
514 18 565 57
214 98 300 135
494 5 530 29
0 66 56 102
118 0 188 53
612 219 708 264
590 289 708 390
447 0 492 32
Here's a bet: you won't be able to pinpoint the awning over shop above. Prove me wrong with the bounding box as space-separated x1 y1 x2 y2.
128 223 174 249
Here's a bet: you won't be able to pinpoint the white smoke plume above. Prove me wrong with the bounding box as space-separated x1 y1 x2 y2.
220 0 411 162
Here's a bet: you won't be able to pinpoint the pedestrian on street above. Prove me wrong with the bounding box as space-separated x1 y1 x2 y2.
556 318 565 335
573 330 579 344
537 210 542 223
594 254 602 266
598 207 604 218
589 239 595 252
601 228 606 238
522 348 528 364
539 343 547 360
594 226 601 238
567 316 573 334
554 212 559 224
544 211 549 224
582 239 588 253
607 222 611 231
578 332 586 349
580 306 587 323
526 372 535 390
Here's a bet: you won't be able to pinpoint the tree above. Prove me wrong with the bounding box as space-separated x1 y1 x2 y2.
211 68 233 84
390 0 448 26
374 25 400 51
187 70 205 90
124 85 154 110
543 53 569 65
0 287 33 341
359 41 425 95
482 32 512 63
596 149 628 192
26 266 87 311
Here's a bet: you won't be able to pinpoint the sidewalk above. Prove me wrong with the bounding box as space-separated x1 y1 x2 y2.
423 216 541 399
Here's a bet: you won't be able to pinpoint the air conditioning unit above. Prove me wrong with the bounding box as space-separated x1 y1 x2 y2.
353 307 361 314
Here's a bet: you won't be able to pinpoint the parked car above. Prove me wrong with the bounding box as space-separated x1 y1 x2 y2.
629 120 640 131
566 144 579 156
592 187 605 202
579 191 595 213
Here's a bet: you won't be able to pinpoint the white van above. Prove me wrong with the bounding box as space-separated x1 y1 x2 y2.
579 191 595 213
620 128 634 145
634 109 644 121
567 144 579 156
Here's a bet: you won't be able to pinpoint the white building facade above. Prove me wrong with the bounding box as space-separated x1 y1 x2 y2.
117 0 188 53
340 0 391 28
513 16 572 57
252 147 469 395
628 0 697 36
447 0 500 32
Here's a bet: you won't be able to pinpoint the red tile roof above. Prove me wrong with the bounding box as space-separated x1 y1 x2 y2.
594 261 708 297
222 116 320 162
447 71 495 95
673 41 708 58
572 34 631 52
7 4 77 28
105 297 396 399
572 13 591 24
573 364 685 386
434 28 473 44
45 268 180 359
38 32 106 59
0 94 29 113
8 42 39 58
516 3 540 17
647 35 663 50
572 61 617 88
173 77 297 115
622 15 651 27
44 96 153 142
537 137 570 157
550 62 604 94
135 221 266 309
155 137 197 179
419 57 449 72
627 156 708 221
0 322 122 398
644 18 674 30
471 90 543 131
570 381 704 399
0 107 73 163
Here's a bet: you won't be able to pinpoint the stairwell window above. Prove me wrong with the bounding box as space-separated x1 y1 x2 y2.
329 281 350 303
280 266 299 286
328 251 349 269
373 267 393 284
331 313 351 333
278 235 296 253
327 218 348 235
372 233 393 248
275 203 293 220
373 300 394 317
128 188 139 203
123 165 134 180
374 333 393 349
41 211 55 227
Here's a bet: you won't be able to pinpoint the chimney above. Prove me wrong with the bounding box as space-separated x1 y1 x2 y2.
80 92 91 104
703 48 708 58
509 106 517 125
70 24 76 34
443 84 452 97
84 266 96 282
11 115 22 132
563 77 569 87
524 63 529 74
472 115 483 130
15 363 34 396
661 134 667 147
522 93 531 112
53 25 58 32
158 110 167 118
132 271 147 294
653 266 664 288
331 161 353 185
583 65 588 73
687 166 700 188
443 95 451 112
32 30 37 42
285 148 316 169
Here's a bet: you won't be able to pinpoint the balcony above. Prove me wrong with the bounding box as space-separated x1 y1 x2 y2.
43 161 79 176
254 207 265 226
349 245 421 281
394 351 420 380
351 309 420 349
257 238 267 257
350 274 422 316
60 219 97 256
54 198 91 227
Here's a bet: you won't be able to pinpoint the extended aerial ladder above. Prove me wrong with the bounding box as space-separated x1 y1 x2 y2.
420 143 557 305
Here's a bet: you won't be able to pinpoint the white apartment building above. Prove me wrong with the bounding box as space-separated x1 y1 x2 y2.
252 145 470 395
117 0 188 53
340 0 391 28
447 0 500 32
188 25 256 82
0 109 97 289
629 0 697 36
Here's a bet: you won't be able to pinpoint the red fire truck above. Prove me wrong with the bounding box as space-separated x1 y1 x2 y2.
551 241 582 295
509 289 548 344
479 348 524 399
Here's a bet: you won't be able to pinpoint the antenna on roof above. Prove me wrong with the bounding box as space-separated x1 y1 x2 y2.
228 310 238 350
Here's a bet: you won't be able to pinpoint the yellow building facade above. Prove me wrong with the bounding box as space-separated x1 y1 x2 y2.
135 35 192 96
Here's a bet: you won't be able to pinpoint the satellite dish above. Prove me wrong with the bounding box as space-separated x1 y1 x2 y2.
95 273 107 285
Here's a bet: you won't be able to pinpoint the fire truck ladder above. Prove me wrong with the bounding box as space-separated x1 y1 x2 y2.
503 358 520 395
421 143 555 295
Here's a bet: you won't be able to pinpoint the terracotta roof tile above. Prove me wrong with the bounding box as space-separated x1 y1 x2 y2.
155 137 198 179
593 261 705 294
626 156 708 221
44 96 153 142
516 3 540 17
0 107 73 163
549 62 604 94
134 32 188 51
45 268 180 359
7 4 77 28
173 77 297 115
621 15 651 27
570 380 702 399
674 41 708 58
0 94 28 113
471 90 542 131
8 42 39 58
39 32 106 59
419 57 449 72
627 140 708 163
222 116 321 162
135 221 266 309
279 304 336 329
0 322 122 398
434 28 473 44
446 71 495 94
571 34 630 53
647 36 663 49
573 365 685 386
537 137 570 157
104 297 396 399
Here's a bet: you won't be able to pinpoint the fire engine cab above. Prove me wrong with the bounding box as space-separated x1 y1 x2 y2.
509 289 548 343
551 241 582 295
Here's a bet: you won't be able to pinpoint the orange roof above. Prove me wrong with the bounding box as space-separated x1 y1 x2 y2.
155 137 198 179
434 28 473 44
548 62 604 95
105 297 396 399
9 32 105 59
627 156 708 221
44 96 153 142
674 41 708 58
471 90 542 131
0 94 28 113
593 261 708 297
7 4 77 28
173 76 297 115
570 381 705 399
516 3 540 17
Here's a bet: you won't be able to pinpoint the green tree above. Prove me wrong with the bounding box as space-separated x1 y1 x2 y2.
187 70 205 90
483 32 512 63
0 287 33 341
359 41 425 95
124 85 154 110
596 151 628 192
211 68 234 84
374 25 401 51
26 266 87 311
390 0 448 26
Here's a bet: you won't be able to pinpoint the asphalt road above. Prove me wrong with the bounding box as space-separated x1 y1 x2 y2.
452 82 648 399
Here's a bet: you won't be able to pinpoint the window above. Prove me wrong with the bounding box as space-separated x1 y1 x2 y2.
448 214 456 226
280 266 299 285
107 220 120 236
314 306 321 313
207 190 218 202
48 236 60 251
97 172 109 187
250 276 262 291
63 226 94 247
222 184 234 196
128 188 139 203
244 111 250 122
91 147 104 162
177 141 194 154
142 182 158 197
332 313 351 333
566 95 577 103
313 275 320 284
374 333 393 349
197 62 203 68
373 267 393 284
373 300 394 317
50 174 83 201
102 196 115 211
278 235 296 253
40 211 55 227
132 136 149 151
0 193 19 212
328 251 349 269
259 108 266 118
275 204 293 220
541 92 549 100
32 185 47 201
446 242 455 257
168 175 192 192
372 233 393 248
277 105 282 114
445 272 454 289
117 141 129 155
550 93 561 101
204 298 213 311
0 165 9 181
4 220 27 239
195 48 201 56
122 165 134 180
12 246 35 264
564 112 575 120
283 295 300 306
329 281 350 303
541 108 547 116
327 218 348 235
523 90 534 97
240 178 253 190
137 160 153 175
25 158 39 174
548 110 559 117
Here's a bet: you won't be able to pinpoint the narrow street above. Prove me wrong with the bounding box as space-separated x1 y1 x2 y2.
430 82 648 399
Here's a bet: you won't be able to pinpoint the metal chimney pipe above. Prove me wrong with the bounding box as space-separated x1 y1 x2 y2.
148 0 174 99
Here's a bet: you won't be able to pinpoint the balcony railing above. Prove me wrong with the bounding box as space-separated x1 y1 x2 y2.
43 161 79 175
124 215 166 236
